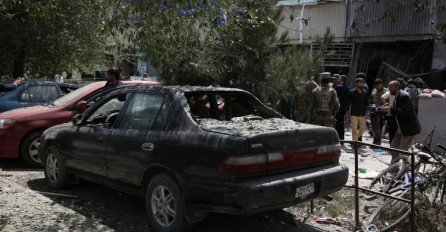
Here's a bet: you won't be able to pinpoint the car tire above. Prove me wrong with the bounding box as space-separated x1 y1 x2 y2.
20 130 44 167
146 174 192 232
43 146 68 189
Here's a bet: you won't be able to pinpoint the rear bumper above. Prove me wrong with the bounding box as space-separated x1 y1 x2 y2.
180 164 349 214
0 130 22 158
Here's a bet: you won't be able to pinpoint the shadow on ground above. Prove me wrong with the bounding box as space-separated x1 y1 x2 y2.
25 177 328 232
0 158 41 172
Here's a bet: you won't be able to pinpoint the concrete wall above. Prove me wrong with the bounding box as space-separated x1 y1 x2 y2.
416 97 446 151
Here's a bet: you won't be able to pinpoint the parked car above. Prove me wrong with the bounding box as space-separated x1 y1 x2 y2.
38 85 349 231
0 80 79 113
0 80 157 166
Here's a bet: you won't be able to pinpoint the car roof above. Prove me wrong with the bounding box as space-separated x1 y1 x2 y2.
114 84 247 94
10 80 79 88
22 80 62 85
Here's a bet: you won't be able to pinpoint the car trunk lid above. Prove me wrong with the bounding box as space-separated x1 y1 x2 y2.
204 118 341 177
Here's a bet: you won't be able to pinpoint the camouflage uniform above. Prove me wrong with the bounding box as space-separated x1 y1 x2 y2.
294 80 319 123
309 73 340 127
370 87 388 145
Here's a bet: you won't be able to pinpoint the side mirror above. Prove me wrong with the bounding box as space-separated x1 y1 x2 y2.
75 101 88 113
72 114 82 126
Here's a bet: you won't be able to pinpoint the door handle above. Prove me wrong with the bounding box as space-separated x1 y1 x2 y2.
96 136 104 143
141 142 154 151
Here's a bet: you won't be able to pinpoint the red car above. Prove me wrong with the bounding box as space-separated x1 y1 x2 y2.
0 81 157 166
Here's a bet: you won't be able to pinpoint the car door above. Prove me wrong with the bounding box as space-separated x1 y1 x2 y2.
106 91 166 186
64 92 129 176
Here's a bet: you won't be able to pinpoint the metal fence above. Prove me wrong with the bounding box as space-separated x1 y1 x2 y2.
341 140 416 232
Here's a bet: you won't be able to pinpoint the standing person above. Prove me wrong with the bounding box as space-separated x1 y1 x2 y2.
356 72 369 92
330 74 340 88
348 76 368 142
309 72 340 127
381 81 421 164
0 77 25 92
104 68 123 87
276 97 292 119
380 79 408 144
335 75 350 140
369 78 388 145
404 79 422 114
118 67 124 80
294 73 321 123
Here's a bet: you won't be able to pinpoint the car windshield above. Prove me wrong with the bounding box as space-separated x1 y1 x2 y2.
51 82 102 107
185 91 280 122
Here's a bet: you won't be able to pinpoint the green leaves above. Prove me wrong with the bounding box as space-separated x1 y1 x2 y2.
132 0 287 88
0 0 115 77
261 28 334 104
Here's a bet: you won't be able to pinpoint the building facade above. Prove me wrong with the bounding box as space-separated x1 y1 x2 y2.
277 0 446 89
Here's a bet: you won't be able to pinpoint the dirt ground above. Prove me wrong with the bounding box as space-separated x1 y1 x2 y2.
0 132 394 232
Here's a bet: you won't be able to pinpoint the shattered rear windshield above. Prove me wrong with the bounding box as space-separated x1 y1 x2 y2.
185 91 280 122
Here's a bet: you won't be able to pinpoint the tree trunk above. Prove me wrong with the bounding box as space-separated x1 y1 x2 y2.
13 50 25 78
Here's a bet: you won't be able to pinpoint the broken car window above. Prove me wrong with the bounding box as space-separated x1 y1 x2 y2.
185 92 279 122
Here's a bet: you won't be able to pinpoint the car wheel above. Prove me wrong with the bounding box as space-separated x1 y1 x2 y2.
146 174 191 232
20 130 44 167
43 146 68 189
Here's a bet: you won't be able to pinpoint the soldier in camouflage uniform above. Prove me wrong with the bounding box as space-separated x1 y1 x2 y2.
369 78 388 145
309 72 340 127
294 73 320 123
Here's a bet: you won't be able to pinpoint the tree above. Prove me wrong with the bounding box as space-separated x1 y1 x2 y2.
0 0 115 78
260 28 334 104
133 0 288 88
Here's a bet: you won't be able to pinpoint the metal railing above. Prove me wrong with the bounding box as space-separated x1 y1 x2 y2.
340 140 416 232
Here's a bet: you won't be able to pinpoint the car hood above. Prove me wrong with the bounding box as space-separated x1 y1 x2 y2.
197 118 321 137
0 105 58 120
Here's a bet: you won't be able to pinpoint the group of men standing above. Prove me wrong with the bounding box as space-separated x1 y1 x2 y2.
294 72 421 164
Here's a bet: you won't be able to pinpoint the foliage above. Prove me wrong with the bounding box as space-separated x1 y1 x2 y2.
259 28 334 103
0 0 116 78
133 0 288 88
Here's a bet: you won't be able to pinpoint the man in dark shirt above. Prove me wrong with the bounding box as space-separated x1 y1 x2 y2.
381 81 421 164
104 68 123 88
0 77 25 92
348 77 368 141
335 75 350 140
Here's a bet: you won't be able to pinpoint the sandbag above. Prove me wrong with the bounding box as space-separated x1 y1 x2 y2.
431 90 446 98
418 93 432 98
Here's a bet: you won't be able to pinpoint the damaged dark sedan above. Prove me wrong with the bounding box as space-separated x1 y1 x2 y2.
39 85 348 232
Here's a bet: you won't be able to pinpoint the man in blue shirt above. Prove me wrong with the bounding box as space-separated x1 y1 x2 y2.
0 77 25 92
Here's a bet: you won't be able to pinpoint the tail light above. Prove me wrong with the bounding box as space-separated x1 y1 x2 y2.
316 144 341 161
218 154 267 176
218 144 341 177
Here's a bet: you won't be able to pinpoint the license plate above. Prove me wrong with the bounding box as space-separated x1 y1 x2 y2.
295 183 315 199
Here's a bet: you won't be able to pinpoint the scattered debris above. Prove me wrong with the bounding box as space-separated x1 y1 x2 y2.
0 168 13 177
358 171 380 179
362 224 380 232
314 216 342 225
